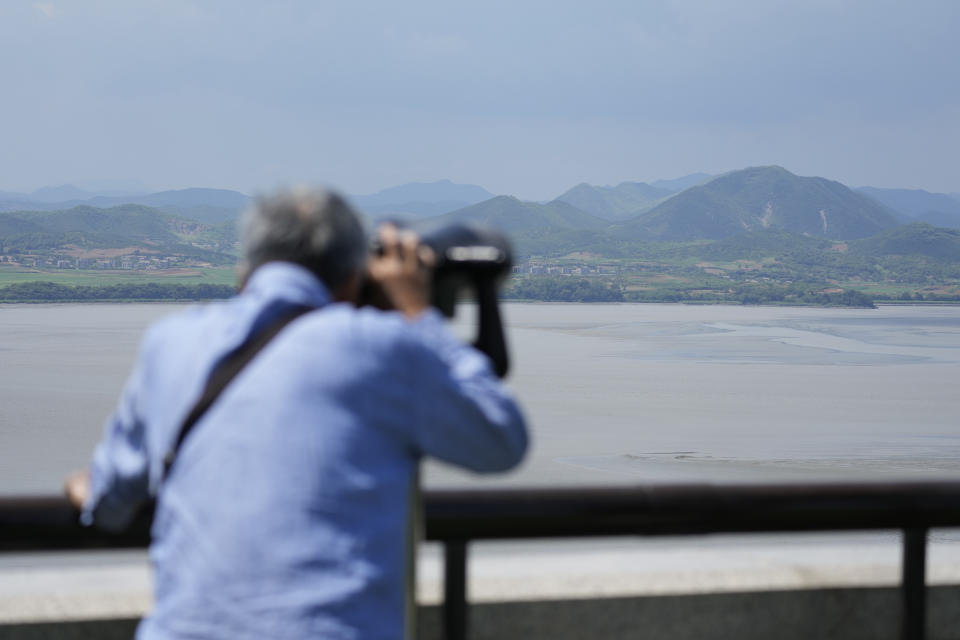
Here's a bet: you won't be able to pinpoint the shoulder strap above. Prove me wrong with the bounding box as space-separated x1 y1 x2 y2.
161 304 314 479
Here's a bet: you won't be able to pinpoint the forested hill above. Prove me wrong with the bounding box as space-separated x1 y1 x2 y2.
618 166 902 241
0 214 47 236
15 205 181 241
850 223 960 261
0 204 237 261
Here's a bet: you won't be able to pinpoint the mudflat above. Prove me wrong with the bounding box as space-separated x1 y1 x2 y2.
1 302 959 493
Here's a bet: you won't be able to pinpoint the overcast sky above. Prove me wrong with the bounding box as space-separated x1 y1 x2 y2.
2 0 958 199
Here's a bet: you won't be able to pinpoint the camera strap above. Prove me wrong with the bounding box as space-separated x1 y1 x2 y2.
161 303 315 480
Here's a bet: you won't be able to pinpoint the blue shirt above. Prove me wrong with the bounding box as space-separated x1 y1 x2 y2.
84 262 528 639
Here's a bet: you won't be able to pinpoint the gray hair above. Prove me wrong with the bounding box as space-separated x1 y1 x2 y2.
240 188 367 290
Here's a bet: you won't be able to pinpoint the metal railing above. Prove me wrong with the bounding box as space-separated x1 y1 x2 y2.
4 480 960 640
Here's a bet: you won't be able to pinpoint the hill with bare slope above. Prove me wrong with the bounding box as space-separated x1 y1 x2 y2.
622 166 901 241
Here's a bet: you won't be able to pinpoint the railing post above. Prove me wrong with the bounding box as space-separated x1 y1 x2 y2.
443 540 469 640
901 527 928 640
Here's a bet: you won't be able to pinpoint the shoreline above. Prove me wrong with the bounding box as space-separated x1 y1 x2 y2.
5 298 959 307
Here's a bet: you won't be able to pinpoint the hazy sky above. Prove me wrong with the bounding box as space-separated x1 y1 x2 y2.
2 1 958 199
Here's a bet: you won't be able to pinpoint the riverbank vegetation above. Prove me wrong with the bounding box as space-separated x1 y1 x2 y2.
0 281 235 302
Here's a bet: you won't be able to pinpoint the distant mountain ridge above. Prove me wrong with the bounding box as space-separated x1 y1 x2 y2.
0 188 251 224
0 184 142 203
350 180 496 220
5 170 960 307
857 186 960 230
650 173 714 193
5 170 957 261
553 182 673 220
27 185 104 203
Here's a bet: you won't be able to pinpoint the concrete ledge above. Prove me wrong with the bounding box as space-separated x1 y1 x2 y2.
5 536 960 637
416 586 960 640
5 586 960 640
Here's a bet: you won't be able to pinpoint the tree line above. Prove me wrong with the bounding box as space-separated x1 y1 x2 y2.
502 275 880 307
503 276 625 302
625 283 876 307
0 281 236 302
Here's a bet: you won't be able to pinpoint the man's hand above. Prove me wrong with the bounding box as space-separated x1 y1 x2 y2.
367 225 434 319
64 470 91 511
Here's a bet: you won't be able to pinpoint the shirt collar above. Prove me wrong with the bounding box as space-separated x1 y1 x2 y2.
243 262 333 309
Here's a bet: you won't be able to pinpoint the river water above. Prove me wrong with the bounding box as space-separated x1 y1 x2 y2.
1 302 959 494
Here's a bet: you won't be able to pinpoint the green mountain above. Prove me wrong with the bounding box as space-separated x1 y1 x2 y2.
553 182 673 220
431 195 609 233
850 223 960 261
154 204 244 225
17 205 181 243
0 214 47 236
625 166 901 241
0 205 237 259
692 228 834 261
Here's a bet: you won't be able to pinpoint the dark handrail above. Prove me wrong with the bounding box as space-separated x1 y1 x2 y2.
424 481 960 538
4 480 960 640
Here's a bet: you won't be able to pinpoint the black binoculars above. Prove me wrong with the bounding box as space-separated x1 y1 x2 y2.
366 223 513 377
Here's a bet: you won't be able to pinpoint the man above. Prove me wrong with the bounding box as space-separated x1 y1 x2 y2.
65 188 528 639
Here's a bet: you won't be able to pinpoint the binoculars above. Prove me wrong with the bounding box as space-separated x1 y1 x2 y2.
366 223 513 377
